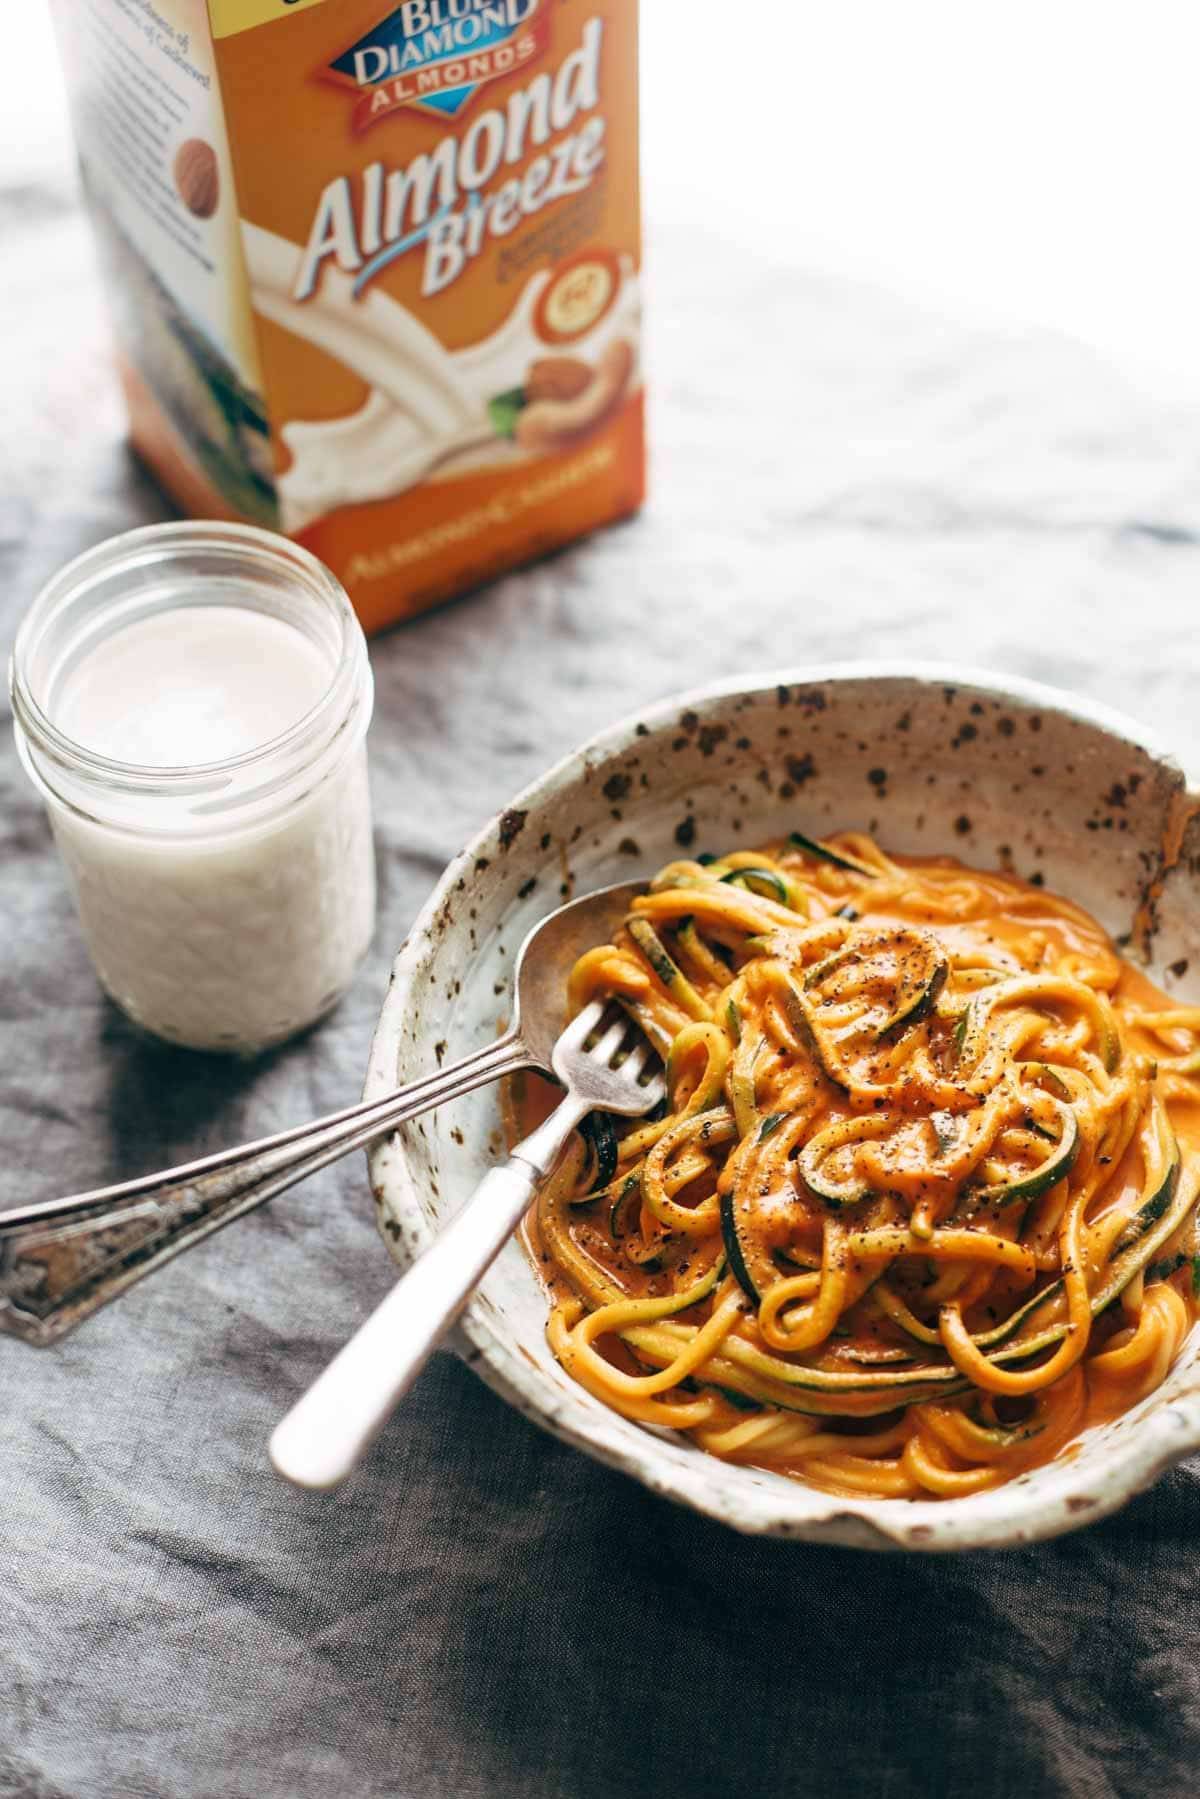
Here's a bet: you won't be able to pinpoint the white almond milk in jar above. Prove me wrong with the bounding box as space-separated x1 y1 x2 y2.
10 523 375 1053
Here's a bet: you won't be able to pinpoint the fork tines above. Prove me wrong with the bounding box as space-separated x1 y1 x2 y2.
567 1001 659 1090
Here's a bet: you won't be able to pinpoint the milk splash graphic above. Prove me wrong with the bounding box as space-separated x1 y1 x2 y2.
245 223 639 530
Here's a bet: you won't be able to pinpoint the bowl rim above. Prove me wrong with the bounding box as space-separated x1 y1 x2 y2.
365 660 1200 1550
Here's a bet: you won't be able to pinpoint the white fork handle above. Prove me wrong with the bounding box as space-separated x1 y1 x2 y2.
269 1098 586 1490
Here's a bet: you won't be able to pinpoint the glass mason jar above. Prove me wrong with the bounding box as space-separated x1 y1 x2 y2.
9 522 376 1054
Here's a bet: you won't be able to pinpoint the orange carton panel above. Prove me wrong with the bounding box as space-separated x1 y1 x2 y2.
50 0 643 630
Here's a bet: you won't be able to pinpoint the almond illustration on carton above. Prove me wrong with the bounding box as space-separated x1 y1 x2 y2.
174 139 219 219
525 357 593 404
515 339 634 454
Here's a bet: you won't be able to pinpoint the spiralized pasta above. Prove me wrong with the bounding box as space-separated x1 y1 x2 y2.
517 832 1200 1501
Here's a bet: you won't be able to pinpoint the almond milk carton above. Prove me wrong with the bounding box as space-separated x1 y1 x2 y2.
50 0 643 630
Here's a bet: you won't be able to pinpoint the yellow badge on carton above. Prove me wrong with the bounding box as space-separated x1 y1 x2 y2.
208 0 329 40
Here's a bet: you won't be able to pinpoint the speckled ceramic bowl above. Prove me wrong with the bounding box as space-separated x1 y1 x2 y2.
366 665 1200 1550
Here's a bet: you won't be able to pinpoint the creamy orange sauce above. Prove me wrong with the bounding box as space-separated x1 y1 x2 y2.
515 837 1200 1501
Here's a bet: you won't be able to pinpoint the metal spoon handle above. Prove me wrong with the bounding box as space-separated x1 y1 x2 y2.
0 1032 530 1347
268 1094 589 1490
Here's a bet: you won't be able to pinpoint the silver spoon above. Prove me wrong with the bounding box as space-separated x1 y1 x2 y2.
0 880 646 1347
270 999 664 1490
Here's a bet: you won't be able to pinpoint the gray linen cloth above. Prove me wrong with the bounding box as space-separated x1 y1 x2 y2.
3 185 1200 1799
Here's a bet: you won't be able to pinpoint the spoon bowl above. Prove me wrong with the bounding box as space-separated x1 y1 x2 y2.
509 877 647 1068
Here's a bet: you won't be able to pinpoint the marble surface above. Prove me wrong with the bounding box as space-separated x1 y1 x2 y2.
4 179 1200 1798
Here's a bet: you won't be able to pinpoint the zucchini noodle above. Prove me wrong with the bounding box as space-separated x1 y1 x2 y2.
517 832 1200 1501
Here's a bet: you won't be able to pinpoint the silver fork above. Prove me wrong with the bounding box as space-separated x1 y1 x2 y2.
269 1001 663 1490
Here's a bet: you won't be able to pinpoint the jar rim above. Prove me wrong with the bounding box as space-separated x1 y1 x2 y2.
9 521 364 800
